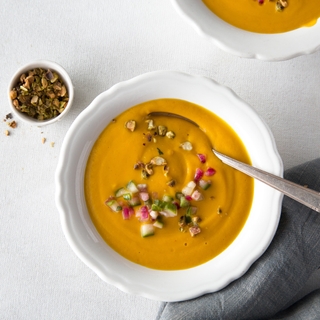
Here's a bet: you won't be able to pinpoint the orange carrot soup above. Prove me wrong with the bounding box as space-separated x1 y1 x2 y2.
202 0 320 33
84 99 254 270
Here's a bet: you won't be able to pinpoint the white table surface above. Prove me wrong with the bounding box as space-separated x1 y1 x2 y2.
1 1 320 319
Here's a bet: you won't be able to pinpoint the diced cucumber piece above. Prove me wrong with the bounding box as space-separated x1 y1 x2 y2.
180 196 190 208
149 210 159 219
151 204 162 211
199 179 212 190
115 187 129 198
175 192 183 200
153 199 165 208
153 220 164 228
162 194 173 202
126 180 139 194
106 200 122 212
182 181 196 196
123 193 132 200
161 202 177 217
186 206 198 216
141 224 155 237
127 196 141 207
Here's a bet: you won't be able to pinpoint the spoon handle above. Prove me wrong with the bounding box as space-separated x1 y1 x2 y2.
213 149 320 213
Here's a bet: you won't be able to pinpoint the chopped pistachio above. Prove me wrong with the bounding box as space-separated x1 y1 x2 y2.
7 121 17 128
180 141 193 151
192 216 201 225
150 156 167 166
166 131 175 139
166 179 176 187
146 119 156 130
141 169 150 179
157 125 167 136
125 120 136 132
9 90 17 100
189 226 201 237
179 215 187 228
145 163 154 175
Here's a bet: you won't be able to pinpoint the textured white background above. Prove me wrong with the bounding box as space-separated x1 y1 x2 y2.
1 1 320 319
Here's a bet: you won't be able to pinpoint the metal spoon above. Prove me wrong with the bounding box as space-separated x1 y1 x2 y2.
149 112 320 212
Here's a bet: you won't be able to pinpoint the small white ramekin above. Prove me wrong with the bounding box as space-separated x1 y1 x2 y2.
8 60 74 126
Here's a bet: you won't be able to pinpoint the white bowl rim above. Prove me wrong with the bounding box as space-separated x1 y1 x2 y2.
55 70 283 301
171 0 320 61
7 59 74 127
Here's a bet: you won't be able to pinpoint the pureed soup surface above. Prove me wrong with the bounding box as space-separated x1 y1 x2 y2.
85 99 254 270
202 0 320 33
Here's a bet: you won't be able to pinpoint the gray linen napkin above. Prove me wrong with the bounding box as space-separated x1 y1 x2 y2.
157 158 320 320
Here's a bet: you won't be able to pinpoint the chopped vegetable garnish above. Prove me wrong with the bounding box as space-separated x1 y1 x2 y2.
191 190 203 201
126 180 139 193
141 224 155 237
199 179 212 190
153 220 164 228
194 168 204 181
105 199 122 212
182 181 196 196
197 153 206 163
205 167 216 176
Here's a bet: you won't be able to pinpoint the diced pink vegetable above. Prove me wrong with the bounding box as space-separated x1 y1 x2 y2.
122 206 131 220
194 168 204 181
191 190 203 201
139 205 149 221
197 153 206 163
205 167 216 176
139 192 149 201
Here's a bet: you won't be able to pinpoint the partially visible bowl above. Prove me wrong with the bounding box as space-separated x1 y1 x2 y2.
8 60 74 126
171 0 320 61
55 71 283 302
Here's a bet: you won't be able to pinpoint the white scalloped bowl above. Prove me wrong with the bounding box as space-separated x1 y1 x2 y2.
171 0 320 61
55 71 283 302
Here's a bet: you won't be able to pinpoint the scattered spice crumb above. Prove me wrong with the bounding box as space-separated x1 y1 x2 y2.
6 113 13 120
7 121 17 128
42 137 46 144
4 130 9 136
50 142 55 148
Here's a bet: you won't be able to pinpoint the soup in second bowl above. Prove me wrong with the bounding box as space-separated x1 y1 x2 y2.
202 0 320 33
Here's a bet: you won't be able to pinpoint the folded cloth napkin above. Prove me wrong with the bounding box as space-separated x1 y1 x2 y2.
156 158 320 320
